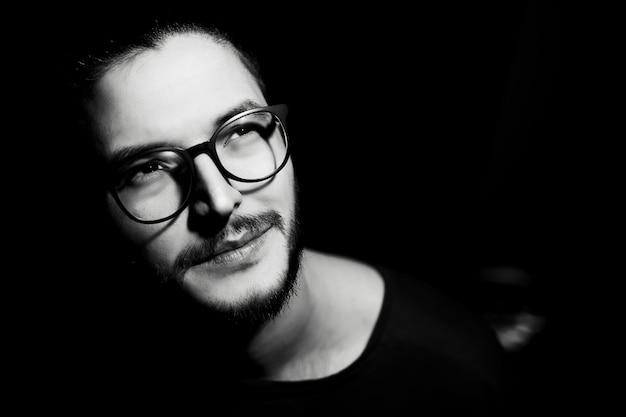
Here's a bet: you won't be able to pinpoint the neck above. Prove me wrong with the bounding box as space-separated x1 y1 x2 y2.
170 249 383 382
244 249 385 381
246 249 328 380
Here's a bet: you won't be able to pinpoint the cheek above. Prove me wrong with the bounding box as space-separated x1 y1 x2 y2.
258 163 297 214
107 195 146 245
106 195 182 265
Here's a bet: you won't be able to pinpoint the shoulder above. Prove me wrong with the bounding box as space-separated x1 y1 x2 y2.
378 263 505 351
375 263 514 389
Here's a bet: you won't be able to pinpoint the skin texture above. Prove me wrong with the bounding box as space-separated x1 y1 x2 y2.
86 32 384 381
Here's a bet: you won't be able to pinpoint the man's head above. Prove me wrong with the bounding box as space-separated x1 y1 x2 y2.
74 22 302 326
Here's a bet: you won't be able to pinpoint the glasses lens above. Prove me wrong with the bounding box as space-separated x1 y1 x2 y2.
113 150 192 222
214 110 288 181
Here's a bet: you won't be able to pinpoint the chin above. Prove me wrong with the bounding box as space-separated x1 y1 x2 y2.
182 240 302 327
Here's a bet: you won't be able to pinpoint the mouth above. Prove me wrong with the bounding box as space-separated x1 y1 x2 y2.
198 225 272 267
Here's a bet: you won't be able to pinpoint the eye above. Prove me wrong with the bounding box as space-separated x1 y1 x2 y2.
118 159 173 188
223 123 258 144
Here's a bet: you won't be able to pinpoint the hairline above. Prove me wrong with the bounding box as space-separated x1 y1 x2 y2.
76 23 267 158
95 28 263 95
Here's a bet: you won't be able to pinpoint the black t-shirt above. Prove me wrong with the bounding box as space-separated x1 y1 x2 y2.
230 265 515 416
58 264 515 415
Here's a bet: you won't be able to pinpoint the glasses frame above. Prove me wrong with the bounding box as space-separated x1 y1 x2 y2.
108 104 290 224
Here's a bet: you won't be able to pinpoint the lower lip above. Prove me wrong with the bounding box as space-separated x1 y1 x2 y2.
208 228 270 267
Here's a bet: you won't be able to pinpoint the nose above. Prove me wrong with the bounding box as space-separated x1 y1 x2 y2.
191 153 242 219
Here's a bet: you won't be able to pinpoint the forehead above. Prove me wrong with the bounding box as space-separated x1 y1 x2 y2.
89 33 265 155
106 34 243 85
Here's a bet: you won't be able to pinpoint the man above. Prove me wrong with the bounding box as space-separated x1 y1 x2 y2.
61 18 515 415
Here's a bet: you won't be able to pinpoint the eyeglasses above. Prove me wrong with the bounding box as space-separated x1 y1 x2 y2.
108 104 290 224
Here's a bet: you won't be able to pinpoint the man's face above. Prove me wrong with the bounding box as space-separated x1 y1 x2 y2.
87 34 300 320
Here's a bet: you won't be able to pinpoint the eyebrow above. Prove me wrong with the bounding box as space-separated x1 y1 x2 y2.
107 99 264 167
214 99 262 127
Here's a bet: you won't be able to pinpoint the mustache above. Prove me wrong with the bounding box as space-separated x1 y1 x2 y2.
173 211 285 275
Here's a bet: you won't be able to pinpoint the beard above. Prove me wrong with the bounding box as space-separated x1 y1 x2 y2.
152 204 304 329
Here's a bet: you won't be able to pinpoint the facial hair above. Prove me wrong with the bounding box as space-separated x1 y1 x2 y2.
154 208 303 329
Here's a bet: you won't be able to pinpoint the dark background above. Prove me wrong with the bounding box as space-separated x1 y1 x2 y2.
17 1 600 413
